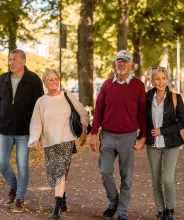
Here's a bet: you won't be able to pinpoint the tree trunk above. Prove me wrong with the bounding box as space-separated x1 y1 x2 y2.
8 2 19 54
132 30 142 79
77 0 95 109
117 0 129 51
8 25 17 54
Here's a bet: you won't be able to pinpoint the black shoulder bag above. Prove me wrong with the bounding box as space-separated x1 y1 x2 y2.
64 92 91 138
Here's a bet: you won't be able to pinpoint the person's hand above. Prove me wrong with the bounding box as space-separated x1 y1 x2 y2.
90 134 99 154
32 140 42 153
134 137 146 152
151 128 161 136
79 131 87 146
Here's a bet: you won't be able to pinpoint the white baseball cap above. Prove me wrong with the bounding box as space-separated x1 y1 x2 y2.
115 50 133 62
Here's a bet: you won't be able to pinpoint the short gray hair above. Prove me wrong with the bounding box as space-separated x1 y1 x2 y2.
42 69 60 83
10 49 26 61
150 67 168 81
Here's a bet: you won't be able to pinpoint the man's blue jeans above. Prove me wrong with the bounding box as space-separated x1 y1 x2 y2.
0 134 30 200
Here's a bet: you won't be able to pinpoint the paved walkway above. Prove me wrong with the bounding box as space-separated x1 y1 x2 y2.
0 145 184 220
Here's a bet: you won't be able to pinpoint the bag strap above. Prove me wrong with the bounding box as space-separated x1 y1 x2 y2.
172 92 177 113
172 92 184 138
64 92 75 112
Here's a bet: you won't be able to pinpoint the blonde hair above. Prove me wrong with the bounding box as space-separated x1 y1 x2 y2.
150 67 168 82
42 69 59 84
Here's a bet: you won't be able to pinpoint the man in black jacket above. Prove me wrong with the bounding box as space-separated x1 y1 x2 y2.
0 49 44 212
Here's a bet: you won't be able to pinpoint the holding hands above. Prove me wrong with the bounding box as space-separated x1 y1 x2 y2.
134 137 146 152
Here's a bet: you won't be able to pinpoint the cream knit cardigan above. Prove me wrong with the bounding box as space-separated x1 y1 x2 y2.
28 91 89 148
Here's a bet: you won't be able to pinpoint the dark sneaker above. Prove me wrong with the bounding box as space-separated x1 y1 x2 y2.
156 211 166 220
103 204 117 218
4 189 16 205
117 214 128 220
165 208 174 220
13 199 24 213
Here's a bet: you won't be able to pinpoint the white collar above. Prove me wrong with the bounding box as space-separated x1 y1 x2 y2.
112 74 132 84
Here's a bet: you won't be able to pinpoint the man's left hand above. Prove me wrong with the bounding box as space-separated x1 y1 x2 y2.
134 137 146 152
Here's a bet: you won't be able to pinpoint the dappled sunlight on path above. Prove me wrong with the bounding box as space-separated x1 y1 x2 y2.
0 142 183 219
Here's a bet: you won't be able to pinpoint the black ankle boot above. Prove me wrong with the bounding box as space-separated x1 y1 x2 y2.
61 193 67 212
156 211 165 220
72 143 77 153
48 197 64 220
165 208 174 220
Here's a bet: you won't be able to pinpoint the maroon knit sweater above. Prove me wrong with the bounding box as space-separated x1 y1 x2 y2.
91 77 147 137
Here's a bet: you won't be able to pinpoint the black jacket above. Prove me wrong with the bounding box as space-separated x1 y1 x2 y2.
146 87 184 148
0 66 44 135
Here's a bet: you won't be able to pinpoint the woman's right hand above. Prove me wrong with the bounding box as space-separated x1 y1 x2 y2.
33 140 42 153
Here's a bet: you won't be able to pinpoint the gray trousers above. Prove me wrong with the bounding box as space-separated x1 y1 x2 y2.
147 146 180 212
98 130 137 215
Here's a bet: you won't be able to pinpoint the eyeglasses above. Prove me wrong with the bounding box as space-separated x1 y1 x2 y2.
116 59 129 65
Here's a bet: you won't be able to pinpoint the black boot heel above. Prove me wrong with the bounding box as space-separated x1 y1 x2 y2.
61 193 67 212
48 197 65 219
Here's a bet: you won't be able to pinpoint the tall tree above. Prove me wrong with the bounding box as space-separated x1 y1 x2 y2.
0 0 36 54
118 0 129 50
128 0 184 77
77 0 95 108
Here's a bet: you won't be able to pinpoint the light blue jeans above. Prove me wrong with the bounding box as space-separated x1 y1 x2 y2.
0 134 30 200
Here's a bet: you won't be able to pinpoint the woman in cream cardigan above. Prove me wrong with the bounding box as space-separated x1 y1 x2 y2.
28 69 89 220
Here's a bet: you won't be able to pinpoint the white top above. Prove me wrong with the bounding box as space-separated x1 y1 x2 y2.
28 91 89 148
151 92 166 148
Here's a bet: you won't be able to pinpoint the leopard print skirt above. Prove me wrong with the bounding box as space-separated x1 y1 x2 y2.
44 141 74 188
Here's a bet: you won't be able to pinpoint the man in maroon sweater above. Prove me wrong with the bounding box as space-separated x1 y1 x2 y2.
90 50 146 220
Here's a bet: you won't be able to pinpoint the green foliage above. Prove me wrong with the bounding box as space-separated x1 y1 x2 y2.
128 0 184 72
94 0 120 77
1 0 184 79
0 0 37 50
0 54 8 73
32 0 81 79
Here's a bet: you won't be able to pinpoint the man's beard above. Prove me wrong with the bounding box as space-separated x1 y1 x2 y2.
116 69 126 75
